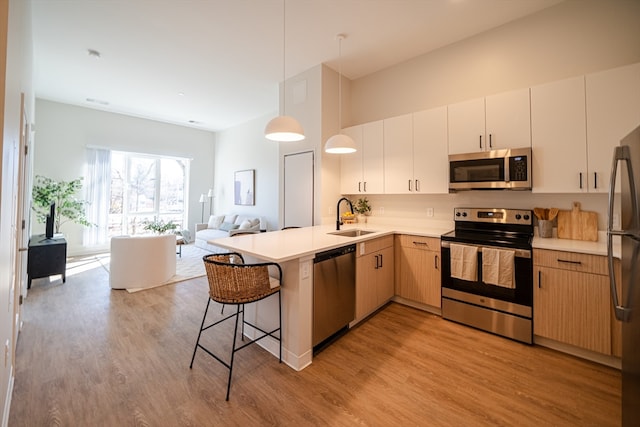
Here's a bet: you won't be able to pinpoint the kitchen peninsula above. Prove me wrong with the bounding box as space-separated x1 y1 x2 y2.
209 223 451 370
210 222 622 371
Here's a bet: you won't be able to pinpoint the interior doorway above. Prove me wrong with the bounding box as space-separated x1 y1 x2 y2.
283 151 314 228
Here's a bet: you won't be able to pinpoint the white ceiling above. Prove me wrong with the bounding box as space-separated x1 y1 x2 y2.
31 0 562 132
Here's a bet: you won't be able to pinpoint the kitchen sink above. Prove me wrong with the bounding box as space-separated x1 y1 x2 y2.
329 229 377 237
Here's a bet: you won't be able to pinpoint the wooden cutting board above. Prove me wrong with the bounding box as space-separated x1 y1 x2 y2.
557 202 598 241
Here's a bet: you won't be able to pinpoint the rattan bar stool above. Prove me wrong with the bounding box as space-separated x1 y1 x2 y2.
190 252 282 401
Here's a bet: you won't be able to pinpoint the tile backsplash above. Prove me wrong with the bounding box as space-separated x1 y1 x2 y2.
344 192 610 231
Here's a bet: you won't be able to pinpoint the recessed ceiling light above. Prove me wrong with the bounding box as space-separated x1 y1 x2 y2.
87 49 101 59
86 97 109 106
178 92 185 97
188 120 200 124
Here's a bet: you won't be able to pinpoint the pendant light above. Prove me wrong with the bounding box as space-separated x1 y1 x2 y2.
264 0 305 142
324 34 356 154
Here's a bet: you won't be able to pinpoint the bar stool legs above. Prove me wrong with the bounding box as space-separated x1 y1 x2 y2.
190 292 282 401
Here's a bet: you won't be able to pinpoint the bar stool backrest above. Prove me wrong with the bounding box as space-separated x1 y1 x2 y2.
203 253 274 304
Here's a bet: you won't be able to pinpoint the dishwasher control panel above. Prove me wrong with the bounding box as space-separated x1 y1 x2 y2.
313 244 356 263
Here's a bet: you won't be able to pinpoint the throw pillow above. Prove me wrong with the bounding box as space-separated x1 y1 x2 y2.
223 214 238 224
218 222 240 232
238 220 253 230
207 215 224 229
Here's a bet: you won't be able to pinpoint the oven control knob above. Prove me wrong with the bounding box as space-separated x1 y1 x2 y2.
524 214 530 220
515 214 521 220
462 212 467 217
456 212 461 217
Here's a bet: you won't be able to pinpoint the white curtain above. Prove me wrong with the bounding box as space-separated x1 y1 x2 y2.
84 148 111 246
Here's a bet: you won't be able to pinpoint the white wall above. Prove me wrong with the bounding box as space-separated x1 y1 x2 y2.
214 112 279 230
350 0 640 125
214 64 345 229
340 0 640 229
277 64 343 226
1 0 34 423
33 100 215 255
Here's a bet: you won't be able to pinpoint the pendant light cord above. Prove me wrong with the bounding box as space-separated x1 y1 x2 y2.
338 36 341 129
282 0 286 116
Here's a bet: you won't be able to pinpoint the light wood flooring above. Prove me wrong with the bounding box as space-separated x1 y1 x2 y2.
9 253 620 426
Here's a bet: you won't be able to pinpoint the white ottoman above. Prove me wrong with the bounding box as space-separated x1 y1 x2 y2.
109 234 176 289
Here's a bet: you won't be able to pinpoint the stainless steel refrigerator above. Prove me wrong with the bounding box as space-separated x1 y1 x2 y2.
608 124 640 426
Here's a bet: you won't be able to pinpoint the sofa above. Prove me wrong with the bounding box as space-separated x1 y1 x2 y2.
195 214 267 253
110 234 176 290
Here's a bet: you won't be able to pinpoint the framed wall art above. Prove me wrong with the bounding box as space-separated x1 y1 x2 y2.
234 169 255 206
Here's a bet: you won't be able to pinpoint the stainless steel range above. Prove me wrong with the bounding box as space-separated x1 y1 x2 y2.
440 207 534 344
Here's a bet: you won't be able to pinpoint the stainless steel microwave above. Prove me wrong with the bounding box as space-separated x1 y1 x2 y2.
448 147 532 191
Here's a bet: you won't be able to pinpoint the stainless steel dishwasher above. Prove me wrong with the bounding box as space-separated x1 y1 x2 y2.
313 244 356 348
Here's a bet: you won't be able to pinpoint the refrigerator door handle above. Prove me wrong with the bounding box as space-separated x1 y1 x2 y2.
607 146 638 322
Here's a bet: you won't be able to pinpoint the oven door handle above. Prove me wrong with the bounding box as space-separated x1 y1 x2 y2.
441 240 531 259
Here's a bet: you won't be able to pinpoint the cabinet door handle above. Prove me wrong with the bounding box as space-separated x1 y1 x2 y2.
375 254 383 269
557 259 582 265
579 172 583 189
479 135 483 149
364 182 367 192
435 254 439 270
538 270 541 288
408 179 412 191
415 180 419 192
412 241 428 247
358 182 362 192
594 172 598 189
489 134 492 149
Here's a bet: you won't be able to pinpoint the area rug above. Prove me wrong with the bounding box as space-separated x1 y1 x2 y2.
99 244 210 293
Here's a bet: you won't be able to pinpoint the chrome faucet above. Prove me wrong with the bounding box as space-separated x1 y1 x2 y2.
336 197 354 230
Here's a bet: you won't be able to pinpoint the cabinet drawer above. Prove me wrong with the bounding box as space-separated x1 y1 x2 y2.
397 234 440 251
533 249 607 275
357 235 394 257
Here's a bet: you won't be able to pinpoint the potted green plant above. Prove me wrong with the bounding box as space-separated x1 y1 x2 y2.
353 197 372 215
143 218 178 234
32 175 92 234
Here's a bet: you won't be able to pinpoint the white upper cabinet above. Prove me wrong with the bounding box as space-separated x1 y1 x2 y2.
340 120 384 194
485 88 532 150
383 108 448 194
531 63 640 194
362 120 384 194
340 63 639 195
586 62 640 193
339 125 363 194
448 88 531 155
447 97 486 154
531 76 587 193
413 106 449 194
383 114 413 194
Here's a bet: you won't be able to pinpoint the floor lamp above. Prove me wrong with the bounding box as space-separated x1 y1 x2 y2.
207 189 214 215
199 194 206 223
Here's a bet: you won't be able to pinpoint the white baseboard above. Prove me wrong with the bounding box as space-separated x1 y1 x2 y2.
2 366 14 427
243 325 312 371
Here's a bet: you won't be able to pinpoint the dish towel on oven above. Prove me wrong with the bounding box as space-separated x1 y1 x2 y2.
450 243 478 281
482 247 515 289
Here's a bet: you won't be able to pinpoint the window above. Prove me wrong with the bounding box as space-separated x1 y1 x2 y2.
109 152 189 236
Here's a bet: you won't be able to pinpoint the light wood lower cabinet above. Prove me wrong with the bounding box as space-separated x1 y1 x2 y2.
355 235 394 322
533 249 618 356
395 235 441 308
611 258 622 357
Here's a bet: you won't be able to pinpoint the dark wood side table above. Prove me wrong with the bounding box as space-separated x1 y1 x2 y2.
27 234 67 289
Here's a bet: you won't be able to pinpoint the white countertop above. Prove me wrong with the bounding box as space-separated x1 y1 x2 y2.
533 230 620 258
209 222 452 263
210 223 621 262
